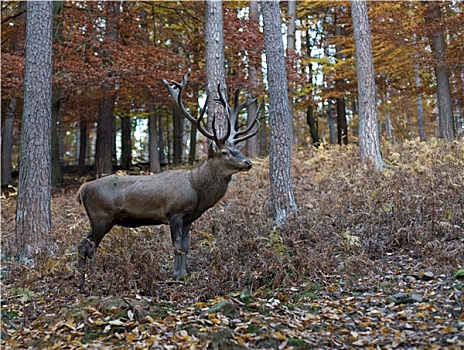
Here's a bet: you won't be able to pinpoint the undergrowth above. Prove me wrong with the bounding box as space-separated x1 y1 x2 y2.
1 138 463 303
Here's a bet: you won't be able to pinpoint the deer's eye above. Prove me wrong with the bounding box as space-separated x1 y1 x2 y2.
222 150 228 156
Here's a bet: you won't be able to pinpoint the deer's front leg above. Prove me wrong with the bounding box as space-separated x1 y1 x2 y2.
168 214 191 280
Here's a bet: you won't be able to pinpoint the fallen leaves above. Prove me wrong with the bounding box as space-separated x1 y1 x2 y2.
1 272 463 349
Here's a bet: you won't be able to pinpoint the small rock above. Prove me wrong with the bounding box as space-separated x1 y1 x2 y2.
390 292 423 304
207 299 239 317
421 271 434 281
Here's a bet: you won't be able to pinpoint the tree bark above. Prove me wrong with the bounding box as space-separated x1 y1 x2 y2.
120 115 132 170
351 0 384 170
287 0 296 144
205 0 227 136
172 106 183 165
15 1 54 260
425 2 454 141
328 101 337 145
77 116 88 174
1 98 16 187
246 0 260 157
335 8 348 145
148 103 161 173
261 0 298 226
51 90 63 185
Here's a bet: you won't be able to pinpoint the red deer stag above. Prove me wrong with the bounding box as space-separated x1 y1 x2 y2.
76 73 261 288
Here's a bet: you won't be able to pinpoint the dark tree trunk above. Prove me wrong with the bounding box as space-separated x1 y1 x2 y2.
261 0 298 226
335 8 348 145
351 0 384 170
172 106 183 166
15 1 54 260
148 103 161 173
95 90 115 177
51 90 63 186
158 113 166 165
120 116 132 170
425 2 454 141
306 106 321 147
328 101 337 145
1 98 16 186
77 116 88 175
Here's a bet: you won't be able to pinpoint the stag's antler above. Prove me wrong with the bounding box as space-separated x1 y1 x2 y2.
163 73 214 141
215 83 262 146
163 73 261 146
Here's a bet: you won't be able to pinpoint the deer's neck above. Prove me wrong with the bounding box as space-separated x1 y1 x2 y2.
189 159 231 214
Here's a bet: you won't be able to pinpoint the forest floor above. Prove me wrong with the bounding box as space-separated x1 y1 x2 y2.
1 139 463 349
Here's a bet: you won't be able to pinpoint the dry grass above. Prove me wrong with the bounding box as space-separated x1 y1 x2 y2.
1 138 463 303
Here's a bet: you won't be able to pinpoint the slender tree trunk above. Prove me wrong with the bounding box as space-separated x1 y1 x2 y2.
158 113 166 165
246 0 261 157
15 1 54 260
1 98 16 186
148 103 161 173
77 116 88 174
120 115 132 170
287 0 296 145
205 0 227 136
414 63 426 141
424 2 454 141
261 0 298 226
305 29 321 146
335 8 348 145
172 106 183 165
351 0 384 170
328 101 337 145
51 90 63 185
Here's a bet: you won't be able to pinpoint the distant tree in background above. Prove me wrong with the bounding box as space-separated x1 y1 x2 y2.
351 0 384 170
424 2 455 142
15 1 55 260
261 0 298 226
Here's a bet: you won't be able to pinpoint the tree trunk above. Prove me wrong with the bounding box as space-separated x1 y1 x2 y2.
335 9 348 145
261 0 298 226
328 101 337 145
287 0 296 145
77 116 88 174
15 1 54 260
246 0 261 157
148 103 161 173
172 106 183 165
1 98 16 187
306 106 321 147
95 90 115 177
120 115 132 170
414 62 426 141
158 113 167 165
425 2 454 141
351 0 384 170
205 0 227 136
51 90 63 185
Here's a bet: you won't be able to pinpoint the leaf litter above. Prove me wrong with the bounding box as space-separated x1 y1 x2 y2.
1 139 463 349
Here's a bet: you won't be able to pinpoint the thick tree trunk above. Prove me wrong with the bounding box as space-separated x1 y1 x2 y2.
95 89 115 177
351 0 384 170
287 0 296 144
1 98 16 187
261 0 298 226
15 1 54 260
425 3 454 141
205 0 227 136
120 116 132 170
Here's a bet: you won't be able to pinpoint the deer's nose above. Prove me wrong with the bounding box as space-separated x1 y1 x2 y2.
244 160 252 169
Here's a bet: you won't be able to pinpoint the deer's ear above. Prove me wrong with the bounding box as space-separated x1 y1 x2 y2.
208 141 218 157
234 141 245 150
